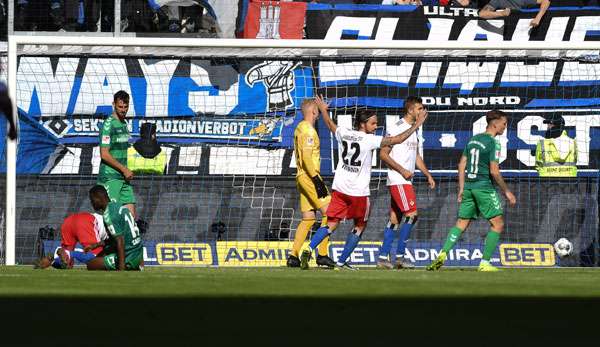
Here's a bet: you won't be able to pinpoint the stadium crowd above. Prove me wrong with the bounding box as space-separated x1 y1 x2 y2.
6 0 599 36
12 0 220 34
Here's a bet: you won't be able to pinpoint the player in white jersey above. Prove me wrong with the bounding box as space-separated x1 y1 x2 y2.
376 97 436 270
300 95 428 270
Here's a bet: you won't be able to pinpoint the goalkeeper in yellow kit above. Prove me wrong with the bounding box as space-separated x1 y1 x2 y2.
287 98 335 268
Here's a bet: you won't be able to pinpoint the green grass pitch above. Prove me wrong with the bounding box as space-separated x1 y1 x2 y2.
2 266 599 345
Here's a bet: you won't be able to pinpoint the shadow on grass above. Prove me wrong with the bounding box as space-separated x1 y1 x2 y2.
3 296 598 345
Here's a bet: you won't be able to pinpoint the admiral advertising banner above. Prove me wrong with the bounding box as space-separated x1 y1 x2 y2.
41 240 559 267
26 175 596 267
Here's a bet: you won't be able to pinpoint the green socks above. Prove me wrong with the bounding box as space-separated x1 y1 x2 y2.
442 228 500 261
482 231 501 261
442 227 463 253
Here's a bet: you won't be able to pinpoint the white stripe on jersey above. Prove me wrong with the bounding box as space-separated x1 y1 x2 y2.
386 118 420 186
332 127 383 197
93 213 108 241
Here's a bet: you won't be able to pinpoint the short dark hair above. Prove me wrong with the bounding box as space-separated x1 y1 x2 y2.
89 185 109 200
486 109 507 124
354 109 376 130
404 96 423 115
113 90 130 104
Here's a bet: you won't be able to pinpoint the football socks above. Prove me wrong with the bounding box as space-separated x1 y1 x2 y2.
292 218 314 257
482 230 501 261
442 226 463 253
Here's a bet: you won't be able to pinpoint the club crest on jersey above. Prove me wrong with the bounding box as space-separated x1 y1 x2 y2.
246 61 301 112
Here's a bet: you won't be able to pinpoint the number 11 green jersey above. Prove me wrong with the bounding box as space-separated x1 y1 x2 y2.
463 133 500 190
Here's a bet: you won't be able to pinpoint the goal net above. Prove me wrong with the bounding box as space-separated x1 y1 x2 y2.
3 37 600 267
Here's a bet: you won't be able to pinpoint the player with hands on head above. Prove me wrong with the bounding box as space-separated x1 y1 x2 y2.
287 97 336 268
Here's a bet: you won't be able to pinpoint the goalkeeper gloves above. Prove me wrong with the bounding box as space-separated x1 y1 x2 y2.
311 175 329 199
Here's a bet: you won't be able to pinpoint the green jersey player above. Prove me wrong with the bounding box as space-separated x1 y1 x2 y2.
427 110 516 272
98 90 136 218
85 185 143 271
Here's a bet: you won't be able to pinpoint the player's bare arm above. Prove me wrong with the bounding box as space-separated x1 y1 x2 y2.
457 155 467 202
115 235 126 271
530 0 550 27
381 110 428 147
490 161 516 206
416 154 435 189
315 94 337 133
100 147 134 181
380 145 413 180
479 4 510 19
84 241 105 253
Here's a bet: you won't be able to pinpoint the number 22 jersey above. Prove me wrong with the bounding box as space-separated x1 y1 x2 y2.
332 127 383 197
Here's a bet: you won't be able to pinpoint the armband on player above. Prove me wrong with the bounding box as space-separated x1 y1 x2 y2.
311 175 329 199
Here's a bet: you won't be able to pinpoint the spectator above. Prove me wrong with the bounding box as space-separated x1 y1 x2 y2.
49 0 64 29
479 0 551 28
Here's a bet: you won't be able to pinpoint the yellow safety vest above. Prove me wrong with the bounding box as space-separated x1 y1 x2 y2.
127 147 166 175
535 131 577 177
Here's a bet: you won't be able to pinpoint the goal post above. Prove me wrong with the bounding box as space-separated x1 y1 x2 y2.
4 35 600 266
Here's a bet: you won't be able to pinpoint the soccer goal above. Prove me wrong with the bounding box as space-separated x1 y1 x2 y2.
3 37 599 267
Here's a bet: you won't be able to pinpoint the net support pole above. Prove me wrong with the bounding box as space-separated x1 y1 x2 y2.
5 38 17 265
114 0 121 36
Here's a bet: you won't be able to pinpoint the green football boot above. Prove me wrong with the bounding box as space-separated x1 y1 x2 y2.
426 251 447 271
478 262 500 272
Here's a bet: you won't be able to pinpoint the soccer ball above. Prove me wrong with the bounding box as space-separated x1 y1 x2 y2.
553 238 573 258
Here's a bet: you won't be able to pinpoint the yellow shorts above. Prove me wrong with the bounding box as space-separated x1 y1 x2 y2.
297 174 331 213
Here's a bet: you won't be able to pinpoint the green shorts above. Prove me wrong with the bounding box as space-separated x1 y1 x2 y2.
99 178 136 205
103 248 143 271
458 189 503 220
